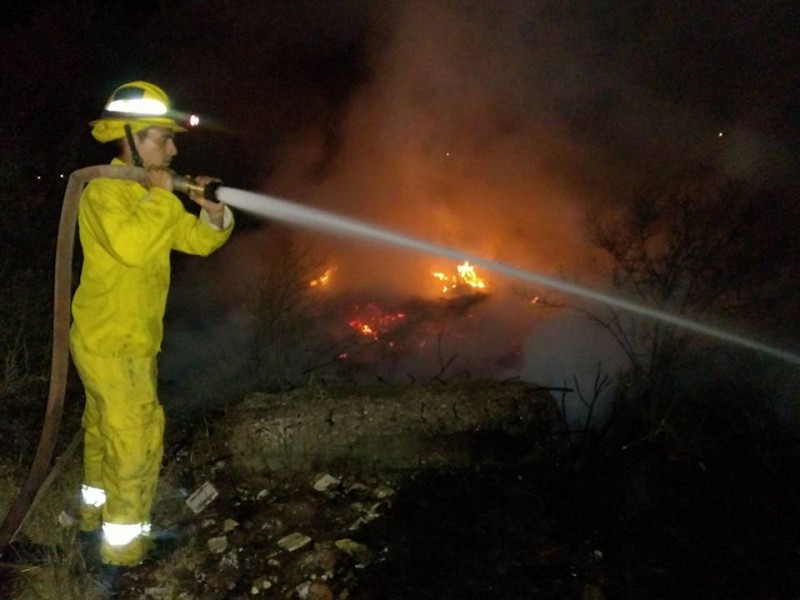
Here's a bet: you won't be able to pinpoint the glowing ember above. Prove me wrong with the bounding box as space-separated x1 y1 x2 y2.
347 303 406 340
309 268 333 288
432 261 487 294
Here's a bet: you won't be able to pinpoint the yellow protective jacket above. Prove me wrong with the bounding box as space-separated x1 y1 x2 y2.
71 159 233 357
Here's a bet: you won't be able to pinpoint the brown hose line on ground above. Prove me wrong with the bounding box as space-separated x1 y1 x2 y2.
0 165 146 552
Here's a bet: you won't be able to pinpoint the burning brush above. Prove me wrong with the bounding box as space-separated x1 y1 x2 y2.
432 261 487 295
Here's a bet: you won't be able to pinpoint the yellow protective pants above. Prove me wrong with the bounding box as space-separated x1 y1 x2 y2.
70 342 165 566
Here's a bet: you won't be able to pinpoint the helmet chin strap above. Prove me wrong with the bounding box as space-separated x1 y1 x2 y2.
124 124 144 168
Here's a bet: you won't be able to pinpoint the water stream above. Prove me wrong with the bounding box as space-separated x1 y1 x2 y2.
216 186 800 365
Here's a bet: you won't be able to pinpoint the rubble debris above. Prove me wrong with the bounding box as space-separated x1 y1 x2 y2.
38 382 567 598
348 499 386 531
221 550 239 569
57 511 76 527
278 531 312 552
186 481 219 513
250 575 273 594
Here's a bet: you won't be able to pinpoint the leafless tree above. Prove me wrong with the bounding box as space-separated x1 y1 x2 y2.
585 177 800 449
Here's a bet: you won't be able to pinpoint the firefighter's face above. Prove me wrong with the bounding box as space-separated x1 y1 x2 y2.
135 127 178 168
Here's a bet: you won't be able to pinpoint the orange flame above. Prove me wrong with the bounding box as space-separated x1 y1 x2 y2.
309 268 333 288
432 261 487 294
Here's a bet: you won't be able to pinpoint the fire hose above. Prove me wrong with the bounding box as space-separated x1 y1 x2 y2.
0 165 217 553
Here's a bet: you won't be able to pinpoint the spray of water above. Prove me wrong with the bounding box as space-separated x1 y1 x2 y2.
216 186 800 365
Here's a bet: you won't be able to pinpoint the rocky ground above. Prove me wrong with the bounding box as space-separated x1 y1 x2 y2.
2 381 800 599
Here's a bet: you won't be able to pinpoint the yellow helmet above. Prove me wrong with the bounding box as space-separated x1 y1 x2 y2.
89 80 187 142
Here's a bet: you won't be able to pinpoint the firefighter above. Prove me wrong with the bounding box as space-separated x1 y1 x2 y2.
70 80 233 581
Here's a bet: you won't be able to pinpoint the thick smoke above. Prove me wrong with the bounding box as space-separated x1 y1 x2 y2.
162 1 796 420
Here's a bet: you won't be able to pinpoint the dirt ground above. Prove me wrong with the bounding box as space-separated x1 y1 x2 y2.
2 381 800 599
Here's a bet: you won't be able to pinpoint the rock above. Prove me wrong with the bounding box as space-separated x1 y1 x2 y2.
223 518 239 533
334 538 371 563
372 484 395 499
221 382 559 473
308 580 334 600
313 473 340 492
207 536 228 554
315 545 338 572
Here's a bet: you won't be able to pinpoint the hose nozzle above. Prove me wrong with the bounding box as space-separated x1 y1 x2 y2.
173 175 221 202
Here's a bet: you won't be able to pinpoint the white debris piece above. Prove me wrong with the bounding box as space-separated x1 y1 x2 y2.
295 581 311 599
57 511 76 527
277 532 312 552
186 481 219 514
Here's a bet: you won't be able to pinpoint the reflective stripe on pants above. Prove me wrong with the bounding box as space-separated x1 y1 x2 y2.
71 342 165 566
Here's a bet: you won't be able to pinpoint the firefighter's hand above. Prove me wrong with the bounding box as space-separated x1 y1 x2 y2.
189 175 226 228
144 166 175 192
